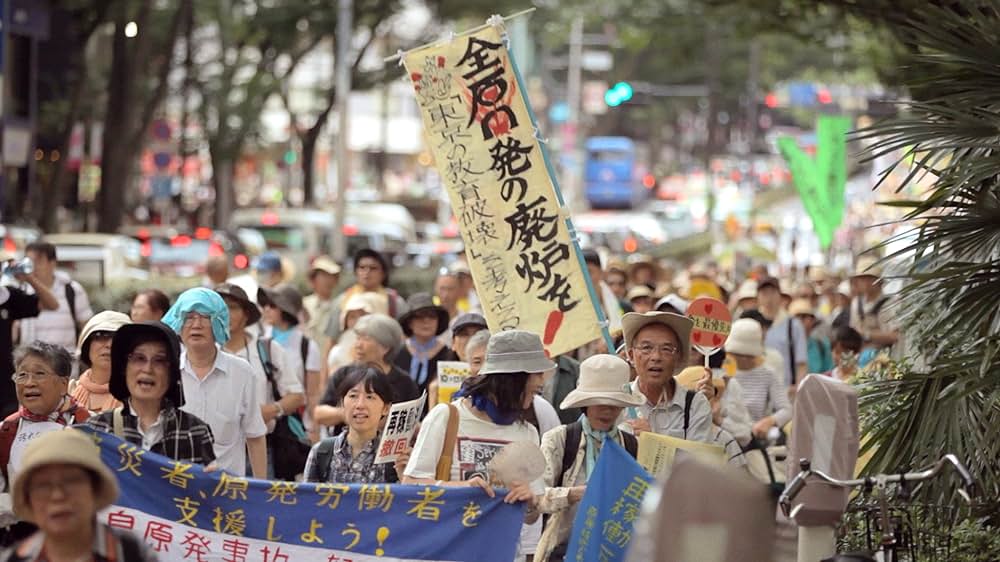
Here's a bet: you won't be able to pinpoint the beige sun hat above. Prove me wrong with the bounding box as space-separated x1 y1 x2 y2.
12 429 119 523
724 318 765 357
788 298 816 318
851 255 883 279
77 310 131 360
560 355 645 410
309 255 342 277
621 311 694 368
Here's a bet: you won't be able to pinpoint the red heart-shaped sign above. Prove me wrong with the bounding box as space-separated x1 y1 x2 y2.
712 334 723 346
705 303 714 314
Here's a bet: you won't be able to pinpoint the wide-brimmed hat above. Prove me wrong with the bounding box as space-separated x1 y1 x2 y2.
451 312 488 334
309 255 341 277
627 254 662 283
788 298 816 318
398 292 449 337
339 291 381 330
12 429 119 523
837 280 851 297
215 283 261 325
479 330 556 375
622 311 694 367
258 283 303 320
724 318 764 357
77 311 131 363
808 265 830 283
851 255 883 279
110 321 185 407
560 354 645 409
626 285 654 302
735 279 758 302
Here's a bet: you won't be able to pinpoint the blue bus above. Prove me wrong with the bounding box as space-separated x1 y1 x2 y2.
584 137 646 209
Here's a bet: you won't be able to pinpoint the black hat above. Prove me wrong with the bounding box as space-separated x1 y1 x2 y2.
257 283 303 323
398 292 449 337
451 312 488 334
354 248 390 285
110 321 185 408
215 283 261 325
756 277 781 293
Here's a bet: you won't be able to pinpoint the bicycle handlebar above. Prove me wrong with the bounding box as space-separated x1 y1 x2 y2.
779 454 975 517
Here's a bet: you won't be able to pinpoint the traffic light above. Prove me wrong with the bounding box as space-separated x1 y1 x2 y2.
604 81 634 107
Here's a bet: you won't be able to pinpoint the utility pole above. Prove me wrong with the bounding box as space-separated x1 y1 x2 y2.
746 39 760 154
332 0 352 262
564 15 583 212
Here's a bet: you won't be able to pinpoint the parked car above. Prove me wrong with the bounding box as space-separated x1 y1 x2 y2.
119 225 258 277
42 233 149 288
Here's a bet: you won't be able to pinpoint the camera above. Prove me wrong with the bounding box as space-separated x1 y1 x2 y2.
2 257 34 277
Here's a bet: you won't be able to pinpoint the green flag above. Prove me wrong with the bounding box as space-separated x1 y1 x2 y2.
777 116 851 248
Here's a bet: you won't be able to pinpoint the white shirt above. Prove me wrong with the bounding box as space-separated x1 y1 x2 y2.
128 400 166 450
227 331 303 433
261 326 321 387
179 348 267 475
17 272 92 351
621 380 713 443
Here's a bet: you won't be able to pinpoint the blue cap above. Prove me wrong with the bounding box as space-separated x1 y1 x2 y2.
257 252 282 272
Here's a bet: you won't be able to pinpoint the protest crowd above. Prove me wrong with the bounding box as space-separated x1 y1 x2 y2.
0 237 899 561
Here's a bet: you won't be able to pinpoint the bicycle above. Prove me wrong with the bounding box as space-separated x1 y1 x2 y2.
779 454 976 562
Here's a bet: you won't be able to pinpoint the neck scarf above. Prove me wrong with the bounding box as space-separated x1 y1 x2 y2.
271 325 294 346
407 337 438 386
581 414 619 479
455 390 516 426
18 395 79 424
71 370 120 414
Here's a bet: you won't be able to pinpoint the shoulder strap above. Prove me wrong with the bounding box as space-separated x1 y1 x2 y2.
683 390 695 439
787 318 797 385
387 289 398 318
65 282 80 341
622 431 638 458
0 414 21 486
559 421 583 488
256 338 281 401
112 407 125 438
872 295 890 315
434 403 460 481
310 437 340 482
300 334 310 371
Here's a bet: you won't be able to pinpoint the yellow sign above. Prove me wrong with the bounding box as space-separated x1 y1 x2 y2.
636 431 726 479
404 27 601 357
436 361 470 406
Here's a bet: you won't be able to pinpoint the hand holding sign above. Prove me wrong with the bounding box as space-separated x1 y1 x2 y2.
686 297 732 368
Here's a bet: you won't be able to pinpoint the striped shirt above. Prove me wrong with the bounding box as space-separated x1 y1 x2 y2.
734 366 792 427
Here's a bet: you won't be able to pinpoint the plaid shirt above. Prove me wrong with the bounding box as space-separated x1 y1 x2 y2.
0 523 157 562
303 432 398 484
83 402 216 466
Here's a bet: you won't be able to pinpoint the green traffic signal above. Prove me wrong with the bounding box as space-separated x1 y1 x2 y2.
604 81 634 107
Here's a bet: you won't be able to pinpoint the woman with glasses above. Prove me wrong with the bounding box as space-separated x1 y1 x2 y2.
84 321 216 465
70 311 130 414
0 343 89 547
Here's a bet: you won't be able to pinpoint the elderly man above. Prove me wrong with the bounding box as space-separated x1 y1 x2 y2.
848 256 899 356
162 288 267 477
619 311 712 442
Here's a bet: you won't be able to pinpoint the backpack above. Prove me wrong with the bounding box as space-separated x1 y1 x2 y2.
257 337 311 480
557 420 639 487
306 436 339 482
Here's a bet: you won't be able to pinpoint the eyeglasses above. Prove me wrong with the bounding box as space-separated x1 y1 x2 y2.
90 330 115 341
11 370 60 384
128 352 171 370
30 473 91 498
633 343 680 357
184 312 211 325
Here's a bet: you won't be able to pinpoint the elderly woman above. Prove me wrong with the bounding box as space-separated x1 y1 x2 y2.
394 293 452 396
70 311 131 414
0 429 156 560
1 343 89 547
535 355 645 562
326 292 379 373
304 365 407 483
314 314 419 431
85 321 216 465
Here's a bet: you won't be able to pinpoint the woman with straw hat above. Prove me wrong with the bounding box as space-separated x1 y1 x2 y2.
0 429 156 561
70 311 131 415
534 354 645 562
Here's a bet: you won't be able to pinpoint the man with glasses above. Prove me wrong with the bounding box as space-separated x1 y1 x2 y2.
162 288 267 478
619 311 712 442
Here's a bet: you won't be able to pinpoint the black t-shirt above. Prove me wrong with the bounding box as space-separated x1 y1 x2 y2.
0 288 40 417
393 344 454 397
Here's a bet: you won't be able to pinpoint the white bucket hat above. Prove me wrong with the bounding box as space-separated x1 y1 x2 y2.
478 330 556 375
724 318 764 357
560 355 644 409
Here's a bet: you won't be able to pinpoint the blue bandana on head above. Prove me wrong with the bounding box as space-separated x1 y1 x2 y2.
162 288 231 345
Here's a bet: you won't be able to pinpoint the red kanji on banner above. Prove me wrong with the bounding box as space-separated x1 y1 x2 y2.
144 521 174 552
179 531 211 562
221 538 250 562
106 510 135 531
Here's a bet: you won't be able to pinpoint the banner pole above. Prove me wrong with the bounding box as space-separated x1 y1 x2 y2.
383 7 536 64
499 19 616 354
